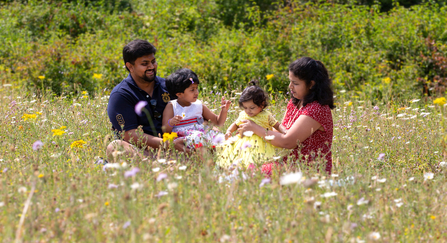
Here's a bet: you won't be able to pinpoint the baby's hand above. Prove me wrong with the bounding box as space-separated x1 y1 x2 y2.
169 115 183 127
220 97 231 112
225 131 232 140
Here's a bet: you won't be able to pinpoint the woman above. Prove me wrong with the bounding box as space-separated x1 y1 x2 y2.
238 57 335 175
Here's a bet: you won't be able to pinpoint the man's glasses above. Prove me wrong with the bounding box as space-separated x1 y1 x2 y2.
150 99 162 119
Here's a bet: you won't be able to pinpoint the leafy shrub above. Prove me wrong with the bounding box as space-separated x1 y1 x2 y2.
1 0 447 100
15 2 108 40
300 0 446 12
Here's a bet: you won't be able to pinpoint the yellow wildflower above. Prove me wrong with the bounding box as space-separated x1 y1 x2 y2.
60 126 67 129
266 74 274 80
348 102 353 106
104 201 109 206
82 91 88 95
93 73 103 79
431 215 436 220
382 77 391 84
22 113 37 121
163 132 178 142
36 112 42 115
70 140 87 148
433 97 446 106
38 76 45 80
397 107 406 111
38 174 44 178
51 129 66 136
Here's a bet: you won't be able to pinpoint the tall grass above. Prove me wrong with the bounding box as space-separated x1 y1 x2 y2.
0 87 446 241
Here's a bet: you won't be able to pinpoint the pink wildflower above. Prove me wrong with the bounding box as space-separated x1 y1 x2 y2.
135 101 148 116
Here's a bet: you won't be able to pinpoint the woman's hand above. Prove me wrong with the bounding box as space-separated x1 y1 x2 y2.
237 119 262 136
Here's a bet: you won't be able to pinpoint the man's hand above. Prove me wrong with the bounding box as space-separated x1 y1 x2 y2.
123 129 163 149
173 137 191 153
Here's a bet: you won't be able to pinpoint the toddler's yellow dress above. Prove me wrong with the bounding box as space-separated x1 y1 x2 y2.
216 110 284 168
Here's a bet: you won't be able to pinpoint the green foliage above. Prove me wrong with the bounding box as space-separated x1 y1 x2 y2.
0 0 447 99
0 0 133 12
214 0 279 28
300 0 446 12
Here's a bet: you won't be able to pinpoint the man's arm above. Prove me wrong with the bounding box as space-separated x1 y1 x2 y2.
108 92 162 149
123 129 163 149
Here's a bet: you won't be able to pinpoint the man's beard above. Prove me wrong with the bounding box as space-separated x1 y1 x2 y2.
141 69 156 83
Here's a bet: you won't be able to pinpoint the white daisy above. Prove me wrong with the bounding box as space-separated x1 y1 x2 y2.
243 131 254 137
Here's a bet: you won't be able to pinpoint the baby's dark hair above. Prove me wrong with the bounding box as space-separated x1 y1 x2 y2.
289 57 335 109
238 81 269 109
165 68 200 99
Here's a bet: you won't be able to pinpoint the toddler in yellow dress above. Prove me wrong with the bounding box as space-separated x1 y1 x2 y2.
217 82 287 168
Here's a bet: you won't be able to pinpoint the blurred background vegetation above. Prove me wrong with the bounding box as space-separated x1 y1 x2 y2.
0 0 446 101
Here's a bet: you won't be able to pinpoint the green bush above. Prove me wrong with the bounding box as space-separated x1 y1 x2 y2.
0 0 446 100
299 0 446 12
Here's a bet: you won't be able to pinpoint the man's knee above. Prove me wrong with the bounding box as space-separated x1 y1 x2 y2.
106 140 124 157
107 140 142 160
106 143 114 157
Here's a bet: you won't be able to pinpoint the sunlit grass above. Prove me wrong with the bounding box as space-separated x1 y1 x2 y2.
0 88 446 242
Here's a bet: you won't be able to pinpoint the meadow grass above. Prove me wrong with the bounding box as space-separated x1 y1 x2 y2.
0 87 446 242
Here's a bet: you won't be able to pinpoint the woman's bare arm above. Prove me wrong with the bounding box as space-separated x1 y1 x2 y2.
273 122 287 134
238 115 322 149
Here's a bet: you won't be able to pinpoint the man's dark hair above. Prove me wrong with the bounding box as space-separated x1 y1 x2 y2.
289 57 335 109
165 68 200 99
238 81 269 109
123 39 157 72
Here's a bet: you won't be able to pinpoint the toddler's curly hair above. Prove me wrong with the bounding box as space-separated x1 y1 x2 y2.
238 81 269 109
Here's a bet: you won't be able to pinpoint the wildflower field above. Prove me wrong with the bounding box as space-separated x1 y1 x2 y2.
1 86 446 242
1 0 447 241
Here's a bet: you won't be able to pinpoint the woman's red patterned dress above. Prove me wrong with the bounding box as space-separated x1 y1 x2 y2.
261 100 333 175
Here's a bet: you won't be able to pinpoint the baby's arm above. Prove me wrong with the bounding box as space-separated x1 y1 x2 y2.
202 97 231 126
162 103 182 133
273 122 287 134
225 122 238 140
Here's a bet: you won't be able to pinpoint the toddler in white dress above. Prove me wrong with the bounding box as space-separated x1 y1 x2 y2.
162 68 231 151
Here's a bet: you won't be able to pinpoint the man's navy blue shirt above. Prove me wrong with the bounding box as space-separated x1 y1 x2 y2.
107 74 170 137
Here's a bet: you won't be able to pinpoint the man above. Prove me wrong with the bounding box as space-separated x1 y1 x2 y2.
106 39 172 158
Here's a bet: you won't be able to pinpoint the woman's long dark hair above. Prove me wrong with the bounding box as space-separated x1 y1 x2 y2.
289 57 335 109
